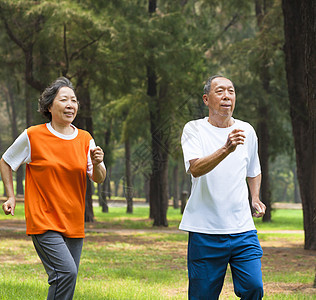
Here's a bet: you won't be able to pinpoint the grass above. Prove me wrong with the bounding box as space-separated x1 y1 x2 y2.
2 204 304 231
92 205 304 231
0 204 314 299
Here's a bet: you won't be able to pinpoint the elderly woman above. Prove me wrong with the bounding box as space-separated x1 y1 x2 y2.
0 77 106 299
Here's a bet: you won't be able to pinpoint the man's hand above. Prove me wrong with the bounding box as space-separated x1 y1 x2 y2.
2 197 16 216
90 146 104 166
224 129 245 153
252 198 266 218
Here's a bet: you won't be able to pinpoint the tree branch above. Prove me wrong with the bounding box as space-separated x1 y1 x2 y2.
70 33 105 61
63 23 69 77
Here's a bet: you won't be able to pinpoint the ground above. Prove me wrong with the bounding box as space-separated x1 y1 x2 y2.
0 219 315 298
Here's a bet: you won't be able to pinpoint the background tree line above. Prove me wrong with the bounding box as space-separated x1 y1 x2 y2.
0 0 314 250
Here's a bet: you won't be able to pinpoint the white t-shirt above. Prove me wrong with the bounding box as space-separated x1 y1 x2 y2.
179 117 261 234
2 123 102 179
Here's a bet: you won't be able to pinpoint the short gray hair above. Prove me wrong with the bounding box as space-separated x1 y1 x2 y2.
203 75 234 95
38 77 75 121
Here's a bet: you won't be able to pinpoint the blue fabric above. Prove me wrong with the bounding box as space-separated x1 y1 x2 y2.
188 230 264 300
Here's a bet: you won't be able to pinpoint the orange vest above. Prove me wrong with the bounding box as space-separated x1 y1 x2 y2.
25 124 92 237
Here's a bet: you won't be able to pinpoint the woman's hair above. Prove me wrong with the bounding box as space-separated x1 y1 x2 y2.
38 77 75 121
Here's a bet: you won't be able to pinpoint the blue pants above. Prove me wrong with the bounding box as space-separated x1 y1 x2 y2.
32 231 83 300
188 230 264 300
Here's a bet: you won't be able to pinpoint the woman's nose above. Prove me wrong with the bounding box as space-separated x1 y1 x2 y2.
66 100 73 107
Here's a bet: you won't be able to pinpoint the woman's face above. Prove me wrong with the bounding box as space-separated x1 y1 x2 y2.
49 87 78 126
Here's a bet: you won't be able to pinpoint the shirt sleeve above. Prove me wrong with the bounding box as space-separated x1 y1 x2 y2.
2 130 31 172
181 122 203 173
246 127 261 177
87 139 106 180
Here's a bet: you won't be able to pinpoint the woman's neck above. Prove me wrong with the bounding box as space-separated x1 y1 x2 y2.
50 121 74 135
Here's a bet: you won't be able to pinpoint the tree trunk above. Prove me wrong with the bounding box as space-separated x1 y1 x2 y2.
144 176 150 203
282 0 316 250
255 0 272 222
147 0 169 227
125 138 133 213
147 89 169 226
75 76 94 222
293 166 301 203
101 180 109 213
4 84 24 196
149 147 169 226
173 164 179 208
84 176 94 222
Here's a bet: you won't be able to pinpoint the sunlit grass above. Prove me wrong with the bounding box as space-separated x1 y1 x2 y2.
0 230 314 300
0 202 313 299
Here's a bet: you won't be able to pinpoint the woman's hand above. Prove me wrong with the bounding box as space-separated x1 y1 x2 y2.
2 197 16 216
90 146 104 166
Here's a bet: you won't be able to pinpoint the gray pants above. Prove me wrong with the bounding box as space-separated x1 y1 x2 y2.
32 231 83 300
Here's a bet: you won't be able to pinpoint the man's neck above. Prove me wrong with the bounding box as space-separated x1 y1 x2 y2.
208 115 234 128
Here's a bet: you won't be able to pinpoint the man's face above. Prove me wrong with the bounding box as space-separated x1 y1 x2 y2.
203 77 236 118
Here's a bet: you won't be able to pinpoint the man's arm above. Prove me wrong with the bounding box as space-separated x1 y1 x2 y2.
247 174 266 218
0 158 16 216
190 129 245 177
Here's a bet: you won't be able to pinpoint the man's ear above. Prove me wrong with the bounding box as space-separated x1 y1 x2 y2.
202 94 208 106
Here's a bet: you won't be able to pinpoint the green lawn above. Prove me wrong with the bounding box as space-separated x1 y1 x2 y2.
0 204 314 299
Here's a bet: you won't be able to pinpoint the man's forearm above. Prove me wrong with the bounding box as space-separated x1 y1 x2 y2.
247 174 261 199
189 146 230 177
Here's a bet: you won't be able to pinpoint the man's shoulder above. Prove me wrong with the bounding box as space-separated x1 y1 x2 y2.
234 119 255 131
183 117 206 130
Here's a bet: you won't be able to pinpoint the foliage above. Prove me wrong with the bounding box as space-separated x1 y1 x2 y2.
0 0 299 222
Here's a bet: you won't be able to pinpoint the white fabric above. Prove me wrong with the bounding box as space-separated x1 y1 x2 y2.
2 123 103 179
179 117 261 234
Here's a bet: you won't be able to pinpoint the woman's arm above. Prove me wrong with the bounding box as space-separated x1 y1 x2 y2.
0 158 16 216
90 147 106 183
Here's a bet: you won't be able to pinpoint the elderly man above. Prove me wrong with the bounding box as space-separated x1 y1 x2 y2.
180 75 266 299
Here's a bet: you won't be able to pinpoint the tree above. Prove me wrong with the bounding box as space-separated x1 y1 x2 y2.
0 0 112 222
255 0 273 222
282 0 316 250
146 0 169 226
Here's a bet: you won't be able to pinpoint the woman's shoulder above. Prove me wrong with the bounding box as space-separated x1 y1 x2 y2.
26 123 47 135
77 128 93 140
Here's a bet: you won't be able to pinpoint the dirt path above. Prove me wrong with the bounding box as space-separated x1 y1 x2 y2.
0 219 305 235
0 219 315 298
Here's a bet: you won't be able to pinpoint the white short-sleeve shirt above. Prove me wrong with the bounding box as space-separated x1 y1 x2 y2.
179 117 261 234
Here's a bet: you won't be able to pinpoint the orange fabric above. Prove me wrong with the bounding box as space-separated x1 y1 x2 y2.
25 124 92 238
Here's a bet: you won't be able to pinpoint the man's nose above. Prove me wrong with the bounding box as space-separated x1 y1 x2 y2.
223 90 230 98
